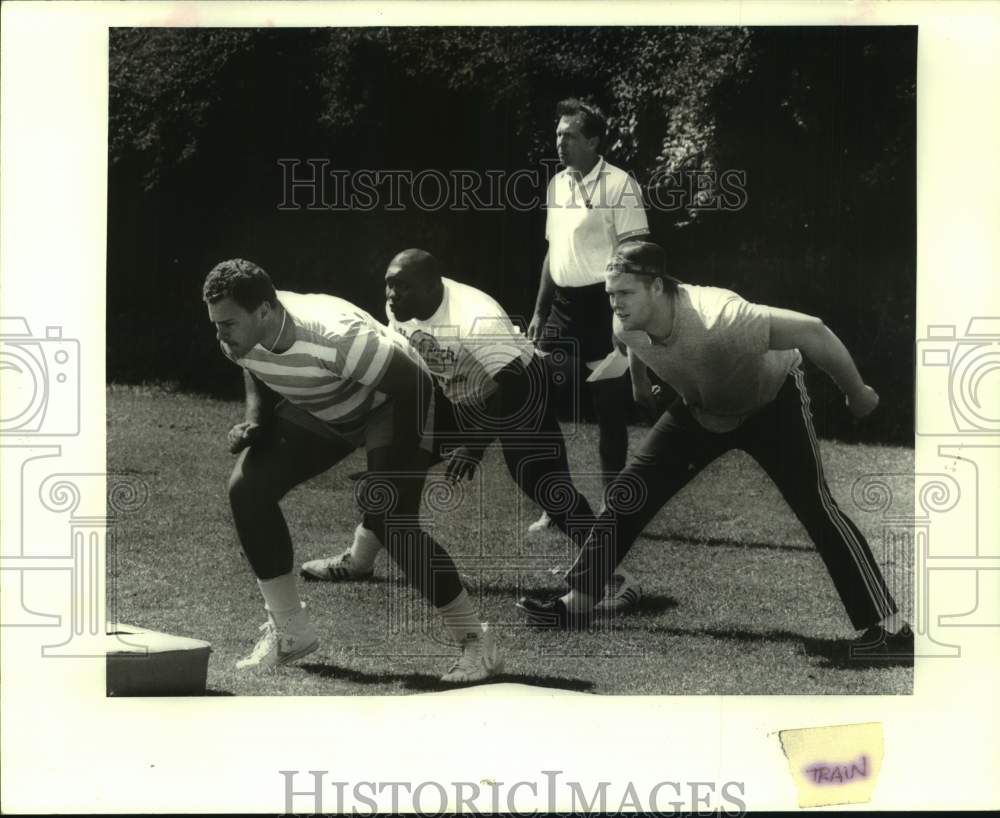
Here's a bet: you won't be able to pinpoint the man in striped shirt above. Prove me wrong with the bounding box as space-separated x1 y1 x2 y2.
517 242 913 664
203 259 501 683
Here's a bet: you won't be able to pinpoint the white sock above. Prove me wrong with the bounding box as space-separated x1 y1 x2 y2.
438 589 483 642
257 573 302 622
878 611 905 635
560 589 595 613
349 524 383 570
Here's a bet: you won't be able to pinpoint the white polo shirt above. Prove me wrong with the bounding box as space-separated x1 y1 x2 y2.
387 277 535 406
545 157 649 288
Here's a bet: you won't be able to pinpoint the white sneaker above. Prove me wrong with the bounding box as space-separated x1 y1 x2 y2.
441 624 503 684
300 549 374 582
527 511 553 534
235 604 319 669
594 568 642 613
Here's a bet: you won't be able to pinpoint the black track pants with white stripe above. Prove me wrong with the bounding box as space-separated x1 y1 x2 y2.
565 367 898 631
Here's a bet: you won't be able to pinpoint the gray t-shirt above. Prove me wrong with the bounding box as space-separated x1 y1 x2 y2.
616 284 801 432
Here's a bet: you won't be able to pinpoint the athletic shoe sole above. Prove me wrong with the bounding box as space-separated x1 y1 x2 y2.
442 656 505 684
300 568 374 582
236 637 319 671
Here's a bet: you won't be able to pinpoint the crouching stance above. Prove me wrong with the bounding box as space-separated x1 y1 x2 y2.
301 249 639 611
517 242 911 661
204 259 501 682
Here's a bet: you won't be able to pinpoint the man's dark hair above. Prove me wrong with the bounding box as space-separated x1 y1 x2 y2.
556 97 607 150
202 259 278 311
606 241 681 294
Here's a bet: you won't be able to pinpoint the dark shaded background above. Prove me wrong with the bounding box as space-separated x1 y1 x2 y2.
108 26 915 444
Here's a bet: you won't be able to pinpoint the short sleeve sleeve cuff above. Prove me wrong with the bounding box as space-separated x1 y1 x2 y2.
614 176 649 241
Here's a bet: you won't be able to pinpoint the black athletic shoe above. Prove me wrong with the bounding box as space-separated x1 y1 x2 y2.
847 624 914 665
515 596 593 630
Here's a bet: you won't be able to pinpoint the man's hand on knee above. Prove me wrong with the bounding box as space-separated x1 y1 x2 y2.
228 421 263 453
444 445 484 483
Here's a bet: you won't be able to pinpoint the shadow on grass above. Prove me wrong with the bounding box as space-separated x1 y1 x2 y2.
630 594 680 616
639 624 913 671
299 662 595 693
640 531 811 554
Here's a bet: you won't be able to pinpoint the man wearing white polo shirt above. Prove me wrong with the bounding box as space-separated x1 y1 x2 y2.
526 98 649 606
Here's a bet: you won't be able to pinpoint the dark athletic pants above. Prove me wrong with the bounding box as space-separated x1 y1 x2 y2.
538 283 630 485
435 354 595 541
227 391 464 608
565 367 898 630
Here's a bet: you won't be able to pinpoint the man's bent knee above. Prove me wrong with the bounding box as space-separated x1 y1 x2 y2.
227 460 280 507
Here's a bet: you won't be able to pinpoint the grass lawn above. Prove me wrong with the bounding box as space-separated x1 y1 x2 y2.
108 384 913 696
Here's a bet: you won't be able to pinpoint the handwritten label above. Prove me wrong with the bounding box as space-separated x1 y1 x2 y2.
804 754 870 785
779 723 883 807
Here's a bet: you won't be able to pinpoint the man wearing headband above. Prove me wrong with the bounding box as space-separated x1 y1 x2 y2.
517 241 912 663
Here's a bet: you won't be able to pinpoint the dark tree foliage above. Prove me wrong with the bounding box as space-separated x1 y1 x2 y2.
108 26 915 443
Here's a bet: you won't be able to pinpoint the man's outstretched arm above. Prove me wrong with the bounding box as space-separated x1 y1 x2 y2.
767 307 879 418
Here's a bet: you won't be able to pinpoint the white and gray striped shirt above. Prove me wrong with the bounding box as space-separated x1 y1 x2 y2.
227 290 425 434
